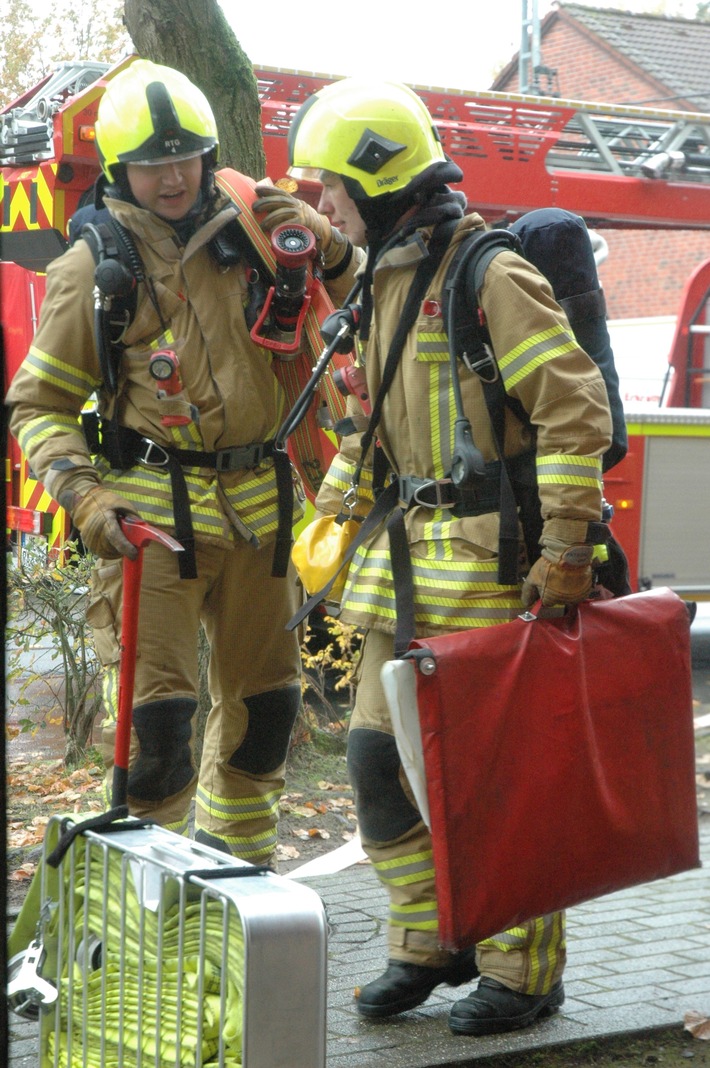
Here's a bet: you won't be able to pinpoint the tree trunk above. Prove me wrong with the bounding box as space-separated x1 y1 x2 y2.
123 0 266 178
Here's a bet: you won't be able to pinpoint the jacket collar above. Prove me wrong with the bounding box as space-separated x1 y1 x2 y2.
106 190 240 264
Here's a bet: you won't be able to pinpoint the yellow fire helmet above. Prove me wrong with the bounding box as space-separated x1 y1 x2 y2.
96 59 219 182
287 78 447 200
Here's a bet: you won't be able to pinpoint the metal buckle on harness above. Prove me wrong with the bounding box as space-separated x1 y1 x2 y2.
400 477 455 509
462 344 499 382
413 478 454 508
137 439 171 468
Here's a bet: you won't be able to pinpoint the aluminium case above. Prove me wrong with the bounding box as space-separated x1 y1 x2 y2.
36 815 328 1068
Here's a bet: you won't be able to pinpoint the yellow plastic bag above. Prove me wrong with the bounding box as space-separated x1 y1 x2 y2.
291 513 360 599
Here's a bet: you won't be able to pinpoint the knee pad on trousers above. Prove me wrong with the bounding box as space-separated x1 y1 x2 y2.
128 697 196 803
227 683 301 774
347 728 421 841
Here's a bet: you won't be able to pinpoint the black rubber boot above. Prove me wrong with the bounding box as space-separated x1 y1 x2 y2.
356 949 480 1019
449 976 565 1036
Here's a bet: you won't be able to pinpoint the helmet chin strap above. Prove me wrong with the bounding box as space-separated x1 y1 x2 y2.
345 158 466 245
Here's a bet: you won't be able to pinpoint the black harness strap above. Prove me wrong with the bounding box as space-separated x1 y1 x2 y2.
46 807 156 868
286 218 459 630
352 219 460 494
443 229 529 583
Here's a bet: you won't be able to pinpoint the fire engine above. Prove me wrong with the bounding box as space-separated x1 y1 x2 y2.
2 57 710 596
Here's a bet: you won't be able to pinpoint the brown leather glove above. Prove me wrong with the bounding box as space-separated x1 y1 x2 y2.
69 486 141 560
521 542 594 608
252 181 351 273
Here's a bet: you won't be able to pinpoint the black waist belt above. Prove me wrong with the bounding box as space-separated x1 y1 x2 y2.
84 416 276 581
398 465 502 517
135 437 275 472
135 436 274 581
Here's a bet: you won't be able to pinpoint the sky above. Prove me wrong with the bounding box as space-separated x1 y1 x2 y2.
218 0 701 93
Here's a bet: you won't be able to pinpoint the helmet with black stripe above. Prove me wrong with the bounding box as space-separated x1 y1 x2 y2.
96 59 218 183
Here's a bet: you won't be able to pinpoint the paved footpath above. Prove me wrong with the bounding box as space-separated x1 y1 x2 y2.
8 817 709 1067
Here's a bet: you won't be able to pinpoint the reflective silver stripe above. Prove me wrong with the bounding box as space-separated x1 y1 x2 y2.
25 346 98 397
389 902 439 929
373 854 435 886
17 413 84 455
499 325 577 389
195 784 281 821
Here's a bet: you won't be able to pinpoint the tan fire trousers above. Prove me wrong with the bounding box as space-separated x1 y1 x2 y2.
87 535 302 864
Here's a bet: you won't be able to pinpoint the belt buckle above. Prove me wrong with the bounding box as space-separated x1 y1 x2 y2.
215 444 264 471
138 439 170 468
413 478 452 508
249 443 266 467
215 447 240 472
216 443 269 471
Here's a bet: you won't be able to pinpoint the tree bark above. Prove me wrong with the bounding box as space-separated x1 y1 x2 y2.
123 0 266 178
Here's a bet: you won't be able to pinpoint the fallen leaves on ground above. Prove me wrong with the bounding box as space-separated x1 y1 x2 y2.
9 862 37 882
276 844 301 861
684 1010 710 1039
277 780 357 866
6 757 105 854
292 827 331 840
280 791 356 822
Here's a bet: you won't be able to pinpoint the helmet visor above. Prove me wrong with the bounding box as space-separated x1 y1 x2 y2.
128 147 209 167
287 166 323 182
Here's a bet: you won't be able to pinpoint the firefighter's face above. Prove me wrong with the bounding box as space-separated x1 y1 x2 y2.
317 172 367 248
126 156 203 220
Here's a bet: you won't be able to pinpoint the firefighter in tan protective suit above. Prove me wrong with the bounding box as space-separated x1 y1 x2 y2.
261 78 613 1036
6 61 359 864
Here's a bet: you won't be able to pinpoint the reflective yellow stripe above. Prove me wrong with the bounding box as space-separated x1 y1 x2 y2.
194 825 277 858
373 851 435 886
194 784 281 822
99 460 298 541
625 420 710 437
389 901 439 930
428 360 456 480
163 815 190 837
537 453 602 489
24 347 98 397
499 325 577 389
17 413 85 455
479 913 566 995
417 332 448 361
102 667 119 718
343 548 521 627
322 456 375 496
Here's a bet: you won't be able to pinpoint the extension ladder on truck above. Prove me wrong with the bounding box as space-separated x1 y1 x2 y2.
255 67 710 228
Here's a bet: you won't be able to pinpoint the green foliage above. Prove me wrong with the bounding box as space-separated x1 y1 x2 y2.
296 615 359 753
6 539 103 768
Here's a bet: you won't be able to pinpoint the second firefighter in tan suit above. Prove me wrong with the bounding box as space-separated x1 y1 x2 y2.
265 78 613 1036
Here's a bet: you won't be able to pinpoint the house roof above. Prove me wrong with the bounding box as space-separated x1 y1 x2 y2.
492 3 710 112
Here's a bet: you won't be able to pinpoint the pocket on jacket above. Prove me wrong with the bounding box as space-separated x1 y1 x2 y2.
414 314 448 363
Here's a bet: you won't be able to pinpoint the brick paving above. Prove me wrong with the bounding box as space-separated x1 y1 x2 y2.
8 818 709 1067
9 612 710 1065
